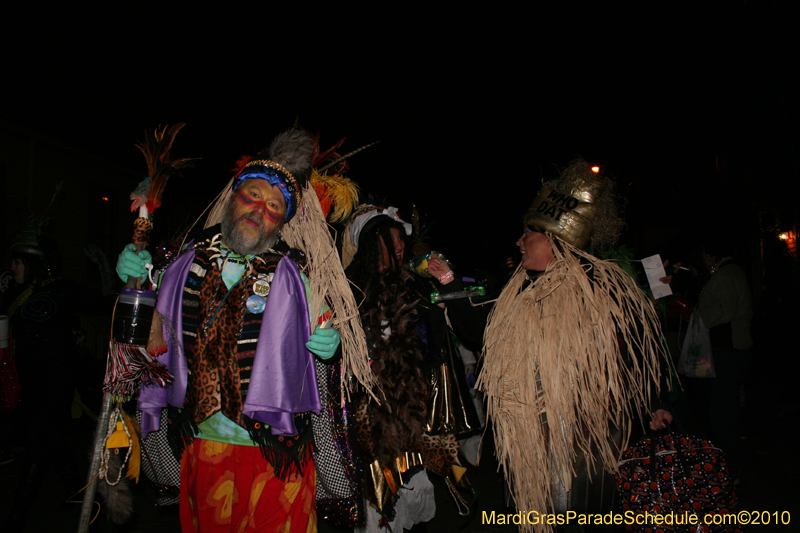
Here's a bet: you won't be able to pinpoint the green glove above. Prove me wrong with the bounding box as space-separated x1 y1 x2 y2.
115 244 152 283
306 325 340 360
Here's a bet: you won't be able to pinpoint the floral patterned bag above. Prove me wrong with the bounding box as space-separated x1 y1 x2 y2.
617 431 739 532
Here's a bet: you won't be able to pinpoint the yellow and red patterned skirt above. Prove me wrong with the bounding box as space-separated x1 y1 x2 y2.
180 439 317 533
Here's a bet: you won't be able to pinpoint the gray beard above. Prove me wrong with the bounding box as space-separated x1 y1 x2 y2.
220 198 282 255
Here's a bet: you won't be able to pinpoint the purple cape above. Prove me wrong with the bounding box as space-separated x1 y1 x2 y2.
138 246 319 438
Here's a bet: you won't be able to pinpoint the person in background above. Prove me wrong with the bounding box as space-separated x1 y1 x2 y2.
1 234 82 530
692 236 752 481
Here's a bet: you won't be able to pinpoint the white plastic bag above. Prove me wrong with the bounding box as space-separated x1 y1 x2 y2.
678 313 715 378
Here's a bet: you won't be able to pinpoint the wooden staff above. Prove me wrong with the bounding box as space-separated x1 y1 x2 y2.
78 124 196 532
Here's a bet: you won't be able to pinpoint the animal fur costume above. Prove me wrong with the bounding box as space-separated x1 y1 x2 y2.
476 160 666 533
343 206 472 527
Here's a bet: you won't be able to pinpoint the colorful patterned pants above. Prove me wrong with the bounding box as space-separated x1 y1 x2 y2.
180 439 317 532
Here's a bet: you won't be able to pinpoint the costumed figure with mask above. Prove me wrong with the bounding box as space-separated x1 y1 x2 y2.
343 205 474 532
477 160 670 533
117 128 373 533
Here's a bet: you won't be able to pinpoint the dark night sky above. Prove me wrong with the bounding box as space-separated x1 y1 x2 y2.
3 2 798 275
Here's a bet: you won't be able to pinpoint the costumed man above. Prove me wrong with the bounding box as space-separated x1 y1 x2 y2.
477 160 671 533
116 129 343 532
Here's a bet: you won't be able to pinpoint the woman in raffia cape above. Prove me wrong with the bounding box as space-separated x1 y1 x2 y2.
476 159 672 533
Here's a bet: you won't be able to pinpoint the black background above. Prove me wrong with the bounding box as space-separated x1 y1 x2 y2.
3 2 798 277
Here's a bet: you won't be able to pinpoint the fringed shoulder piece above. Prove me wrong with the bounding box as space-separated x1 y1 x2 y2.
282 184 376 401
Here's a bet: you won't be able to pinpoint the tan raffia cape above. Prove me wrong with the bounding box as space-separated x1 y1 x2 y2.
476 236 666 533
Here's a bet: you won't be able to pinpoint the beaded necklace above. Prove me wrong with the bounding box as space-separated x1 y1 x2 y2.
199 233 284 339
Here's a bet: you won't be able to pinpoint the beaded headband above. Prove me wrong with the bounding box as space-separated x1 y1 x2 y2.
234 159 301 221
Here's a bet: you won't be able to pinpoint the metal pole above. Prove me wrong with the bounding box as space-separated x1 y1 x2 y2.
77 392 112 532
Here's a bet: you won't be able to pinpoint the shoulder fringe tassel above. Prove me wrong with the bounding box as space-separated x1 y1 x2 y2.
477 236 667 533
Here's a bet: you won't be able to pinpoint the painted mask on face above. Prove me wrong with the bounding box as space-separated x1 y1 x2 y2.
221 179 287 255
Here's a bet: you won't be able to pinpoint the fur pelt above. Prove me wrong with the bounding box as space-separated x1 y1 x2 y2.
92 442 134 524
345 215 427 465
361 267 428 466
268 128 314 181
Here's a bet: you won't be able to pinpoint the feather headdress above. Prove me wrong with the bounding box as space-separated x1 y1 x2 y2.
307 132 373 223
309 169 359 223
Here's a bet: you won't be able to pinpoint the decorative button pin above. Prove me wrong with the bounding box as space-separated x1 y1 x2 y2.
253 279 270 297
246 294 266 314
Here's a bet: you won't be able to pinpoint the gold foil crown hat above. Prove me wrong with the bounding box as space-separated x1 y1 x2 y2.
524 159 623 252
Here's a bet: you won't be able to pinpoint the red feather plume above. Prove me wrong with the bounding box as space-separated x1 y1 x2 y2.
135 123 198 213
